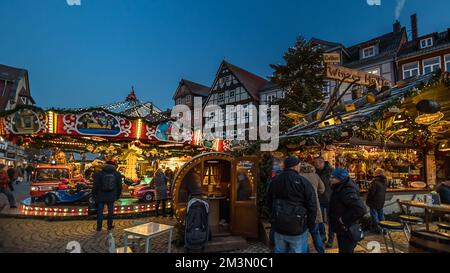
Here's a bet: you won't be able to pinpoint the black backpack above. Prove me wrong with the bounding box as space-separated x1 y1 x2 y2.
272 199 307 236
185 199 209 250
101 173 116 192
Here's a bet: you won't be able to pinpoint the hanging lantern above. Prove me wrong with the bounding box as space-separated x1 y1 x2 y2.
415 112 444 125
428 120 450 134
416 100 441 114
439 140 450 152
367 92 377 104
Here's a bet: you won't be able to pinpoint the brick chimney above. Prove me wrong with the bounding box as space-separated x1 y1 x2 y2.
393 20 401 33
411 14 418 40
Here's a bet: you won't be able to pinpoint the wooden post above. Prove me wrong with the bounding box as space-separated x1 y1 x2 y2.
426 150 436 187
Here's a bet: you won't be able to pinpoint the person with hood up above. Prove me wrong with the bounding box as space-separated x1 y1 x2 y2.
299 162 326 253
93 161 122 232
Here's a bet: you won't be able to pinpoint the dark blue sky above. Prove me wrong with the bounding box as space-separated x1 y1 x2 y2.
1 0 449 109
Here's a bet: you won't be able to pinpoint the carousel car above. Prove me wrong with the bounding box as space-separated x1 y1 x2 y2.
129 183 156 202
129 183 170 203
30 164 87 202
43 183 93 206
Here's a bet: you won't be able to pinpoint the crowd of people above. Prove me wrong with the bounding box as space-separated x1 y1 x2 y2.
266 156 369 253
0 164 34 209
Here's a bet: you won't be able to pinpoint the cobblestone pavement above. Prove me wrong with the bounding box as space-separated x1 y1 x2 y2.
0 216 271 253
0 213 419 253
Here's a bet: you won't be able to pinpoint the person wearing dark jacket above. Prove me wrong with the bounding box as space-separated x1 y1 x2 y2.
266 157 317 253
437 181 450 204
7 166 16 192
329 168 366 253
153 169 169 217
93 161 122 232
366 168 387 233
313 157 334 247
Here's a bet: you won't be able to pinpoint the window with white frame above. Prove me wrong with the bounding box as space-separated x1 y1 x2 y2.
420 37 433 49
266 94 276 104
218 93 224 101
423 57 440 74
362 46 375 59
185 95 191 104
403 62 420 79
229 90 235 98
176 98 182 105
445 55 450 72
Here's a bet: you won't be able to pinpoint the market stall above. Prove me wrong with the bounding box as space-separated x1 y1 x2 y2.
281 71 450 212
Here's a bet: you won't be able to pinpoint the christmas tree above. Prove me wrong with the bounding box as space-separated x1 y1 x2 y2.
270 37 325 132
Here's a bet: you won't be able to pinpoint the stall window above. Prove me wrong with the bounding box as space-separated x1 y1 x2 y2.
423 57 441 74
403 62 420 79
445 55 450 72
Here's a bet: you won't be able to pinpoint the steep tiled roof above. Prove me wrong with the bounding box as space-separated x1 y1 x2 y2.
345 28 407 68
398 30 450 60
181 79 210 97
224 61 269 102
0 64 30 111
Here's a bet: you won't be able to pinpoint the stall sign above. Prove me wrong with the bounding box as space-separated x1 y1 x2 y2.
6 152 16 159
325 64 391 87
5 109 46 135
323 53 340 64
60 111 134 138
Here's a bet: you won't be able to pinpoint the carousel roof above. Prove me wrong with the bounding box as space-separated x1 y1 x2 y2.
69 87 169 122
283 72 440 139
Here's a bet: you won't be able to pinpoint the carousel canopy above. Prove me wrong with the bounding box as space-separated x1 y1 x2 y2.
66 87 169 123
283 72 450 144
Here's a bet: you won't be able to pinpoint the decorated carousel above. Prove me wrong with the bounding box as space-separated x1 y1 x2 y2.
0 89 206 218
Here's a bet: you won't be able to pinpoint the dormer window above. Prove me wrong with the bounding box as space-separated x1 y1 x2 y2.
362 46 376 59
420 37 433 49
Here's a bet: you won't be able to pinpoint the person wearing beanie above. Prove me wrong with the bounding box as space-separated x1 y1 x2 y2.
329 168 366 253
266 156 317 253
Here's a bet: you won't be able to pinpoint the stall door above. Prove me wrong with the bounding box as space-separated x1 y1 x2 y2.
231 156 259 239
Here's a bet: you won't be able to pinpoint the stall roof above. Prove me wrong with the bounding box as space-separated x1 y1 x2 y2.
284 72 438 139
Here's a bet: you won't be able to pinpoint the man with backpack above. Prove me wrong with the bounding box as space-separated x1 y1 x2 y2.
266 157 317 253
93 161 122 232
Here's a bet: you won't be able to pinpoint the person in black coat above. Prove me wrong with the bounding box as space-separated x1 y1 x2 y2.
313 157 334 246
266 157 317 253
329 168 366 253
92 161 123 232
437 181 450 204
366 168 387 233
6 166 16 192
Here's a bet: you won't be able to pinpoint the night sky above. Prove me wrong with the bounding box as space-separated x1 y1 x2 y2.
1 0 449 110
